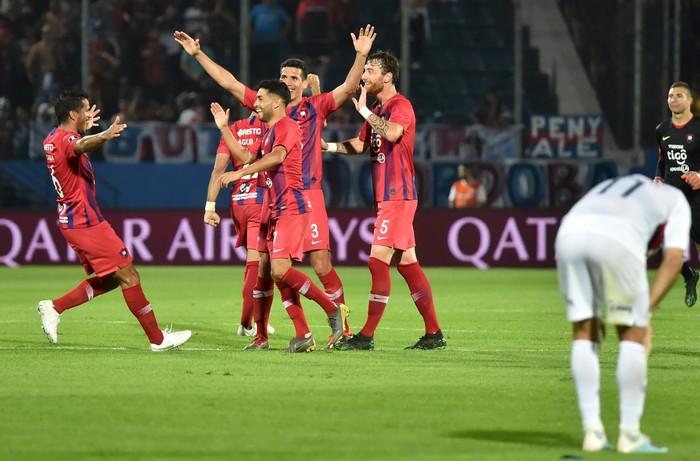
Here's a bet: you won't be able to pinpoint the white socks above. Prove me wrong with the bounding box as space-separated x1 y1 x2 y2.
571 339 602 429
617 340 647 432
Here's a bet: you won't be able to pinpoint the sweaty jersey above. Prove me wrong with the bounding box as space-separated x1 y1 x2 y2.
655 116 700 192
358 92 418 202
218 115 265 206
43 127 105 229
243 86 336 190
558 174 690 259
249 116 307 217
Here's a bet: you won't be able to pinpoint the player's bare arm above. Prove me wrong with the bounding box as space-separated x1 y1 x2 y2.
210 103 256 165
331 24 376 109
204 153 229 227
323 136 367 155
352 85 404 142
218 146 287 189
74 116 126 154
649 247 684 310
174 30 246 102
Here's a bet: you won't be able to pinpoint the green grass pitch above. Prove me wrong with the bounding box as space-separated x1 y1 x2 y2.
1 265 698 460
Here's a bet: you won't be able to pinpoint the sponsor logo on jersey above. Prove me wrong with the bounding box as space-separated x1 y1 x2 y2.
662 135 671 141
688 134 695 143
236 127 262 137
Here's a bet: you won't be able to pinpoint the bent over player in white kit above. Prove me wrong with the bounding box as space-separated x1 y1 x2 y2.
555 174 690 454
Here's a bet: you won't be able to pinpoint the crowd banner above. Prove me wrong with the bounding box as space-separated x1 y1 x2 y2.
526 114 604 159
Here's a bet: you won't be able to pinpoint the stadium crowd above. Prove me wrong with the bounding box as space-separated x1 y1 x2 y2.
0 0 365 160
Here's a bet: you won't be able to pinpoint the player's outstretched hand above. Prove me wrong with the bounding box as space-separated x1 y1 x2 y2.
105 116 126 139
351 24 376 57
210 102 230 130
352 84 368 112
681 171 700 190
173 30 200 56
652 176 664 185
204 210 221 227
85 104 101 131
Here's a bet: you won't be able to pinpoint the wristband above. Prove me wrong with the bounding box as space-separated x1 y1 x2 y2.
359 106 372 120
326 142 338 153
205 201 216 212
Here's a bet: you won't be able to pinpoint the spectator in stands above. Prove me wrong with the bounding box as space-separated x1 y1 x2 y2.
176 91 206 124
155 4 184 99
28 101 55 160
89 20 121 118
468 86 512 127
296 0 337 75
180 30 216 91
142 30 167 101
25 24 65 113
183 0 210 36
248 0 291 84
448 164 485 208
210 0 238 60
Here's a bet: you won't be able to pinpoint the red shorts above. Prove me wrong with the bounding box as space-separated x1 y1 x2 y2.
373 200 417 250
256 203 272 253
268 213 308 262
230 203 262 249
61 221 133 277
302 188 330 252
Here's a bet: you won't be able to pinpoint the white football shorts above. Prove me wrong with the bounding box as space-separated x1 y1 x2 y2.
555 232 649 327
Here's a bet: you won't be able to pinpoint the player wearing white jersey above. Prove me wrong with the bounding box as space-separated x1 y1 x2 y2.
555 174 689 454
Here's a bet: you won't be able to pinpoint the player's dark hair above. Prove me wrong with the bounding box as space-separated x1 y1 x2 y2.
280 58 307 79
258 79 292 107
368 50 400 84
55 89 89 124
670 81 693 98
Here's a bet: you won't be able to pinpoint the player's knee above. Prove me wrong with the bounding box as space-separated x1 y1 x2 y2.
270 267 286 283
115 265 140 288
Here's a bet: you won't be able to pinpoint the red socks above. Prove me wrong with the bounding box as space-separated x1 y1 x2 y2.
359 257 391 337
397 262 441 334
240 261 259 329
122 285 164 345
281 268 336 315
319 268 351 335
276 279 311 338
53 276 119 314
252 276 274 341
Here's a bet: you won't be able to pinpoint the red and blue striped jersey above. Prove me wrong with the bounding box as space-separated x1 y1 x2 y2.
358 93 418 202
243 86 336 190
43 127 105 229
218 115 265 206
249 117 307 217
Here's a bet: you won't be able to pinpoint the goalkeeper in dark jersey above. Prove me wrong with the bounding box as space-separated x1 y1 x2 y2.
654 81 700 306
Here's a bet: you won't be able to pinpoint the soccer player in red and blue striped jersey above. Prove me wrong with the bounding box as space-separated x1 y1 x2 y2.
174 25 376 339
324 51 445 351
214 81 348 352
38 89 191 351
203 113 267 337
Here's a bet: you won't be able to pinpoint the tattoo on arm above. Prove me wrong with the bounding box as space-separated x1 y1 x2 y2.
367 113 389 137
